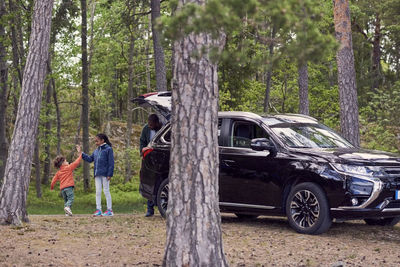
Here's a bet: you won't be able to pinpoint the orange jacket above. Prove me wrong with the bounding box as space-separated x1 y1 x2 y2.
51 154 82 190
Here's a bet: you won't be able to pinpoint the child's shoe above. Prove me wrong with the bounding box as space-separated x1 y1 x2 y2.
102 209 113 217
64 206 73 216
93 209 102 217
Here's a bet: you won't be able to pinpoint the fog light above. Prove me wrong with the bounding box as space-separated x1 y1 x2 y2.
351 198 359 206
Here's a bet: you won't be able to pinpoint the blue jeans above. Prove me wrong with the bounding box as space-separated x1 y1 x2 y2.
147 200 155 212
61 186 74 208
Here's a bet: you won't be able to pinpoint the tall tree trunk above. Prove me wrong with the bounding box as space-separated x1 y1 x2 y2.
41 61 53 185
125 32 135 183
151 0 167 92
87 0 96 79
0 0 8 184
146 13 151 92
0 0 53 225
371 13 381 91
52 72 61 155
298 62 309 115
81 0 90 191
164 1 227 265
34 139 42 198
263 27 275 113
333 0 360 147
9 0 23 86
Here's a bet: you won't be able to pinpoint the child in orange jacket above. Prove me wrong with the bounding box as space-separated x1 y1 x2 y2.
51 145 82 216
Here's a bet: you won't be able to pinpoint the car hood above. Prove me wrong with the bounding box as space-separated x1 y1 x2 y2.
293 147 400 166
131 91 171 121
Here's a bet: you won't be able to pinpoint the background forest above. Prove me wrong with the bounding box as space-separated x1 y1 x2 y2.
0 0 400 214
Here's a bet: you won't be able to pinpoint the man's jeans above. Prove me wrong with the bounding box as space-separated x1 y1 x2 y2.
147 200 155 213
61 186 74 208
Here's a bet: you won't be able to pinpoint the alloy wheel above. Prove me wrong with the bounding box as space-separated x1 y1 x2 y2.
290 190 320 229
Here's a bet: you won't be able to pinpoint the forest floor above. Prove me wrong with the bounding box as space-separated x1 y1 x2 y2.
1 213 400 267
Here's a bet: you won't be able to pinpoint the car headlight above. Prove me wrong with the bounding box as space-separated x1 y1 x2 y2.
331 163 384 178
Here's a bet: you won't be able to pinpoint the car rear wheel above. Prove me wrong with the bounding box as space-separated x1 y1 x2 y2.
156 179 169 218
286 182 332 235
234 213 259 219
364 217 400 226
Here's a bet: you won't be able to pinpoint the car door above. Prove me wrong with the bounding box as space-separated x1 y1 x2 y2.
219 118 281 208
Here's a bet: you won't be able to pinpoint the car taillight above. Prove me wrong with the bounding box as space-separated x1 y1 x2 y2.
142 147 154 158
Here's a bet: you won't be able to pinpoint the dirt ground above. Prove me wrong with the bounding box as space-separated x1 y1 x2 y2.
1 213 400 267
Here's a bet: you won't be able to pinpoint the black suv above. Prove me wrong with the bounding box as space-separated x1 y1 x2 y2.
134 92 400 234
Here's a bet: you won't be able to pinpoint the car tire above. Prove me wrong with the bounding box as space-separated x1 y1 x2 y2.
364 217 400 226
156 179 169 218
286 182 332 235
234 213 259 219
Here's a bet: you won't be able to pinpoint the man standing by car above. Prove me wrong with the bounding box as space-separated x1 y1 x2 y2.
140 113 163 217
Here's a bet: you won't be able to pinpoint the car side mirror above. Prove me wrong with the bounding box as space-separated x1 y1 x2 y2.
251 138 277 156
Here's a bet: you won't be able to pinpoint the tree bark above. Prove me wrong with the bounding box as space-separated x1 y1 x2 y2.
0 0 8 184
298 62 309 115
151 0 167 92
333 0 360 147
81 0 90 191
0 0 53 225
163 1 227 265
34 139 42 198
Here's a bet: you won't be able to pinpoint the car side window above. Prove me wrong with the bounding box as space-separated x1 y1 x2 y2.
231 121 269 148
160 120 222 145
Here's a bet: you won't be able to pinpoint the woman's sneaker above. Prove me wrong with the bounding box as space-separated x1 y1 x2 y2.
64 206 73 216
93 209 102 217
102 209 113 217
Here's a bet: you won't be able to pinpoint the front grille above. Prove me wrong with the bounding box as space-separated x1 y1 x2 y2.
381 166 400 190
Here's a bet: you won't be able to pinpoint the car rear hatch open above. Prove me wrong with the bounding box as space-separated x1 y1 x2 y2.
131 91 171 121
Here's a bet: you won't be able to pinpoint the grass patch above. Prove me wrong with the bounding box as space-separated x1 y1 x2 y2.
27 179 147 215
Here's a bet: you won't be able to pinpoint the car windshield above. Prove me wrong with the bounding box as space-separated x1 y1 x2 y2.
267 122 354 148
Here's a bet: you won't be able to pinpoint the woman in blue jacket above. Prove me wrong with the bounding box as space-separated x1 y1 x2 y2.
82 133 114 216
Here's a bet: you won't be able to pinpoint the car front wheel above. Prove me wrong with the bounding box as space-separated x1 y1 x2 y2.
156 179 169 218
286 182 332 235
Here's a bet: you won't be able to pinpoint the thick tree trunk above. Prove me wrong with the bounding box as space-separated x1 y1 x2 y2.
151 0 167 92
34 139 42 198
81 0 90 191
298 62 309 115
163 1 227 265
263 27 275 113
333 0 360 147
0 0 53 225
0 0 8 184
125 32 135 183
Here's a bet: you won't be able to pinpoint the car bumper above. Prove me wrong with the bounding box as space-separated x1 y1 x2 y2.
331 200 400 219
